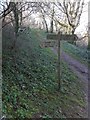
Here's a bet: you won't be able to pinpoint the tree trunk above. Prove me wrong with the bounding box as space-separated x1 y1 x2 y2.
68 28 76 45
88 36 90 50
50 4 54 33
50 20 53 33
72 29 75 35
12 3 19 48
44 18 48 33
40 9 48 33
55 21 58 32
20 3 22 26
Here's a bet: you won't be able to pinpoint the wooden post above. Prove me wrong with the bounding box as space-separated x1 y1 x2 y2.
46 32 77 91
58 32 61 90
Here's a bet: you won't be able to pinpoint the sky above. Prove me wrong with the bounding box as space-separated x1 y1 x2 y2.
32 0 89 35
0 0 89 35
75 0 89 35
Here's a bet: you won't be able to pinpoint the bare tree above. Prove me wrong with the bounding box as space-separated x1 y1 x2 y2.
38 2 69 33
35 2 50 32
56 0 84 34
0 1 36 49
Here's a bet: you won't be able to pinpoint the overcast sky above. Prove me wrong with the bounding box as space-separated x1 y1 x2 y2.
0 0 89 35
32 0 89 35
75 0 89 35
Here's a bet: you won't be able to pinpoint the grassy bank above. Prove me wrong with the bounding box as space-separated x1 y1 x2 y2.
2 28 86 118
61 41 88 65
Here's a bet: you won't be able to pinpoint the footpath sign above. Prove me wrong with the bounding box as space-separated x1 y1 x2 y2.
47 33 77 41
40 40 57 48
42 32 77 90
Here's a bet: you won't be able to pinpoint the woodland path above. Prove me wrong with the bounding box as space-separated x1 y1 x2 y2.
51 47 88 117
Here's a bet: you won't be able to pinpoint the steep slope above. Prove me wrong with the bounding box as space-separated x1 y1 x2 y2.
2 27 86 118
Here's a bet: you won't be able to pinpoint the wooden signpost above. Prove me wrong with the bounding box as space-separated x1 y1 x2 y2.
47 33 77 41
40 40 57 48
42 32 77 90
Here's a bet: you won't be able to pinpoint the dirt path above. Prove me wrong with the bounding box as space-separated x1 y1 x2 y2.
51 47 88 86
51 47 88 117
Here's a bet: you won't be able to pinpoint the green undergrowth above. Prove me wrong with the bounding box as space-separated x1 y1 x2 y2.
2 28 86 118
61 41 88 65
